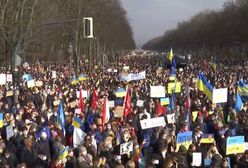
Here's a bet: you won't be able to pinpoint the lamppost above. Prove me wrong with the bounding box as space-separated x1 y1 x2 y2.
68 42 73 77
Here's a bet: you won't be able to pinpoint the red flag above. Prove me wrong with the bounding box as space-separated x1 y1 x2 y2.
79 89 84 113
102 97 110 126
156 102 166 116
91 89 98 109
123 89 131 119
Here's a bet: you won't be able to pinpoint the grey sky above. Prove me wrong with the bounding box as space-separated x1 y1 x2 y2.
120 0 227 47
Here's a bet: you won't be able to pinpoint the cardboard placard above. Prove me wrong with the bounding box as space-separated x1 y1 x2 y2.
167 113 176 124
0 74 6 85
120 141 133 155
140 117 166 129
114 106 124 118
150 86 166 98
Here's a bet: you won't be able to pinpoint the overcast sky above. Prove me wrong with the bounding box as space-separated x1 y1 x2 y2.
120 0 227 47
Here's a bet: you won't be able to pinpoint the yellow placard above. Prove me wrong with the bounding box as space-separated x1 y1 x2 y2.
192 111 198 122
168 82 181 94
27 80 36 88
226 144 245 155
6 91 13 97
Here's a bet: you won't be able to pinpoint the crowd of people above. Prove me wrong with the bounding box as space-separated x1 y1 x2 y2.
0 53 248 168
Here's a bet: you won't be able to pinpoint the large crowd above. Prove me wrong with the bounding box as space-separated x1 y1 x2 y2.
0 53 248 168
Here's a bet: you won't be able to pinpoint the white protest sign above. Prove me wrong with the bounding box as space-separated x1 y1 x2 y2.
108 101 115 108
107 68 112 73
6 74 12 83
167 113 176 124
120 71 146 81
150 86 166 98
137 100 144 107
6 125 14 140
113 69 118 73
0 74 6 85
52 71 56 79
75 108 81 114
140 117 166 129
192 152 202 167
120 141 133 155
76 90 89 98
213 88 228 103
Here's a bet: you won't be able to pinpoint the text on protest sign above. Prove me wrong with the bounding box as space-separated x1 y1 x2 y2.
192 152 202 167
212 88 228 104
150 86 166 98
167 82 181 94
176 131 193 151
226 136 245 155
167 113 176 124
120 71 146 81
6 125 14 140
140 117 166 129
136 100 144 107
120 141 133 155
0 74 6 85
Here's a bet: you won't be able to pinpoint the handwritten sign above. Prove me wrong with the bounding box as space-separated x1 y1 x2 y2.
176 131 193 151
140 117 166 129
6 125 14 140
150 86 165 98
167 113 176 124
120 141 133 155
213 88 228 103
168 82 181 94
137 100 144 107
226 136 245 155
192 152 202 167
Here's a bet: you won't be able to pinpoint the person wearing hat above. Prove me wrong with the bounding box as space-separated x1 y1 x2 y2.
20 138 38 167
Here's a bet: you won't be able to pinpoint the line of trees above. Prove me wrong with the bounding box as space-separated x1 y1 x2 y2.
0 0 135 65
143 0 248 58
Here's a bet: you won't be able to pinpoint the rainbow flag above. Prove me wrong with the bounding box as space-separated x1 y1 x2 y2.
59 146 69 160
72 116 81 128
0 113 3 128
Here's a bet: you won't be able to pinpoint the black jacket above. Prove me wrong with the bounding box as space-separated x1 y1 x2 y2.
20 146 37 168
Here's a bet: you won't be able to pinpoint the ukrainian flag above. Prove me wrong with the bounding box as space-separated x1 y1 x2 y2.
116 88 126 97
72 116 81 128
71 78 79 85
235 92 243 112
78 74 88 81
237 80 248 102
160 98 170 106
200 134 215 144
59 146 69 160
197 73 213 101
0 113 3 128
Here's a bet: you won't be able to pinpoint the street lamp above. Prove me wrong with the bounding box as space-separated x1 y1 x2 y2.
68 43 73 77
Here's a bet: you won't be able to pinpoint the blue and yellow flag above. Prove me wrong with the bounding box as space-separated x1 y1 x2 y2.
0 113 3 128
78 74 88 81
169 47 174 62
59 146 69 160
72 116 81 128
235 92 243 112
197 73 213 101
116 88 126 97
238 80 248 102
57 101 65 136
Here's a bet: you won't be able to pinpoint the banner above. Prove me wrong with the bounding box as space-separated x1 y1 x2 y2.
137 100 144 107
120 71 146 81
150 86 166 98
167 113 176 124
161 98 169 106
140 117 166 129
213 88 228 103
0 74 6 85
192 152 202 167
120 141 133 155
168 82 181 94
176 131 193 151
226 136 245 155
